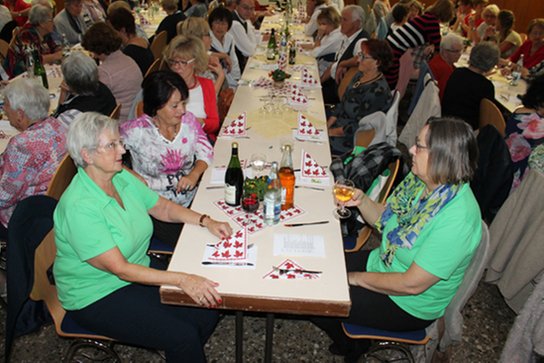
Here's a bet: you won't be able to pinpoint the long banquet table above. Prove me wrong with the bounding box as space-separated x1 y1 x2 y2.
160 15 350 361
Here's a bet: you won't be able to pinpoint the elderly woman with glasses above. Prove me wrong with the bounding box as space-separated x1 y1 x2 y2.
82 22 143 122
0 79 80 240
315 118 482 362
54 112 231 363
55 51 117 117
164 35 220 143
327 39 393 155
121 71 213 244
4 4 63 77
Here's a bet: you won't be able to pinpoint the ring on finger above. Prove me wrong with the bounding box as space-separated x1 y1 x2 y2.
199 296 204 303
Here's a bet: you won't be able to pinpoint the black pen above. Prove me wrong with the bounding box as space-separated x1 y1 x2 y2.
201 261 254 266
284 221 329 227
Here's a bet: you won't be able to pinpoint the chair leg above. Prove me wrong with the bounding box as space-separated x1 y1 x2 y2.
365 341 415 363
63 339 121 362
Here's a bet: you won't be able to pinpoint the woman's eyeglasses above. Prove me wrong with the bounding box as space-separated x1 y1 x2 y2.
414 137 429 152
357 52 374 60
167 58 196 67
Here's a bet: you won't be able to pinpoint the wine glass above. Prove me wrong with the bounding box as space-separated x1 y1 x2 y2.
333 180 355 219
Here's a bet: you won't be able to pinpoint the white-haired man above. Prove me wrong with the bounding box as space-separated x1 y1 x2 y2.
428 32 464 100
321 5 369 104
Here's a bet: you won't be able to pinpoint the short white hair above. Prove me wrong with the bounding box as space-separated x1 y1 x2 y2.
440 32 463 50
3 78 50 122
67 112 119 167
343 5 365 25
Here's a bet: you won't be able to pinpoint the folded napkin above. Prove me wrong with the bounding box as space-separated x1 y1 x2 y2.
251 76 273 87
277 53 288 71
301 150 328 179
263 259 321 280
301 68 319 87
296 113 321 139
208 228 248 261
287 87 308 108
220 113 247 137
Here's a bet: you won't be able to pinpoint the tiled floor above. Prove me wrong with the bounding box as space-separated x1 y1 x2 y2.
1 280 516 362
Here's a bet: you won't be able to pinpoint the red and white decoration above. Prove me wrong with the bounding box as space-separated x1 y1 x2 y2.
301 68 319 87
287 87 308 108
277 53 288 70
208 228 248 261
301 150 328 179
263 259 321 280
220 113 247 137
296 113 320 138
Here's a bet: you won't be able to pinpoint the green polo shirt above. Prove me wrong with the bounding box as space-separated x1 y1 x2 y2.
54 168 159 311
366 183 482 321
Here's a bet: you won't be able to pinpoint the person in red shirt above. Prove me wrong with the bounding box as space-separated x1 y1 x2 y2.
509 18 544 79
429 32 464 100
5 0 31 27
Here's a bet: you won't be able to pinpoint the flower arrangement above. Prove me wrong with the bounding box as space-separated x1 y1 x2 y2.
269 68 291 82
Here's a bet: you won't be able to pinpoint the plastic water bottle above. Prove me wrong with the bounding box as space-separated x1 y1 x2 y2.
263 162 281 225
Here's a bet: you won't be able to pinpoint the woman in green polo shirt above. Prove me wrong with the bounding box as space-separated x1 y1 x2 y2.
53 112 232 362
314 117 482 361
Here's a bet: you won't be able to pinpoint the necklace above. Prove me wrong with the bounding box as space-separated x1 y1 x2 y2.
186 77 198 89
153 117 180 141
352 72 382 89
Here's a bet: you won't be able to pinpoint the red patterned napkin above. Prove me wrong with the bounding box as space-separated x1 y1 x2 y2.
296 113 321 138
263 259 321 280
301 68 319 87
288 87 308 107
277 53 288 70
221 113 247 137
301 150 328 179
209 228 248 261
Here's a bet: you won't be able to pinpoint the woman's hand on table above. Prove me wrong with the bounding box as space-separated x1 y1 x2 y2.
204 217 233 239
178 273 222 307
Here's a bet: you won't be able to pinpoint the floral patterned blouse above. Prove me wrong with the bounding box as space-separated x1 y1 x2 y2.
0 110 80 227
505 112 544 190
120 112 214 207
4 23 61 78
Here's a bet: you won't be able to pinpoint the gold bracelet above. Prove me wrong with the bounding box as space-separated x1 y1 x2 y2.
199 214 209 228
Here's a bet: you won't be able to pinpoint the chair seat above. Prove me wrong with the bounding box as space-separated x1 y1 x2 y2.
343 235 357 250
342 323 430 345
148 237 174 254
61 312 113 340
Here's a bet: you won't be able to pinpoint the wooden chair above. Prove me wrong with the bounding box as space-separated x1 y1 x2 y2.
150 30 168 60
46 154 77 200
0 39 9 61
479 98 506 136
135 100 144 118
143 58 161 79
344 159 400 253
354 128 376 148
109 104 122 120
338 66 359 101
30 229 121 361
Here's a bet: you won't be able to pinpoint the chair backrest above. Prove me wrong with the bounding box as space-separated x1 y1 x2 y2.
30 229 113 340
355 111 387 148
135 100 144 118
143 58 161 79
338 66 359 101
384 90 400 146
0 39 9 59
354 128 376 148
479 98 506 136
439 222 491 349
150 30 168 60
109 104 121 120
376 159 400 204
46 154 77 201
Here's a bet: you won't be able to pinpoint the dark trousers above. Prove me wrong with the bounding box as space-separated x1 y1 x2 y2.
312 250 434 355
151 216 183 246
0 223 7 241
322 78 340 105
69 258 218 362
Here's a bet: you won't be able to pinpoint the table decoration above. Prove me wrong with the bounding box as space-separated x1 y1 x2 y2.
263 259 321 279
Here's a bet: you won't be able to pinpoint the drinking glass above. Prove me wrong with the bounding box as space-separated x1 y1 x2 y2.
241 191 259 225
333 180 355 219
250 153 267 178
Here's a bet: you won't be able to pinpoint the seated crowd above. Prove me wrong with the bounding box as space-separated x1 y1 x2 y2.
1 0 543 362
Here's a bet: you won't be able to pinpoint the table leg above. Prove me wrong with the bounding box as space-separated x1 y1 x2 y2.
235 311 243 363
264 313 274 363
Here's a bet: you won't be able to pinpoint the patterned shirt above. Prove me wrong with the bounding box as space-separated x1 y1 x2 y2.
120 112 213 207
0 110 80 227
4 23 61 78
